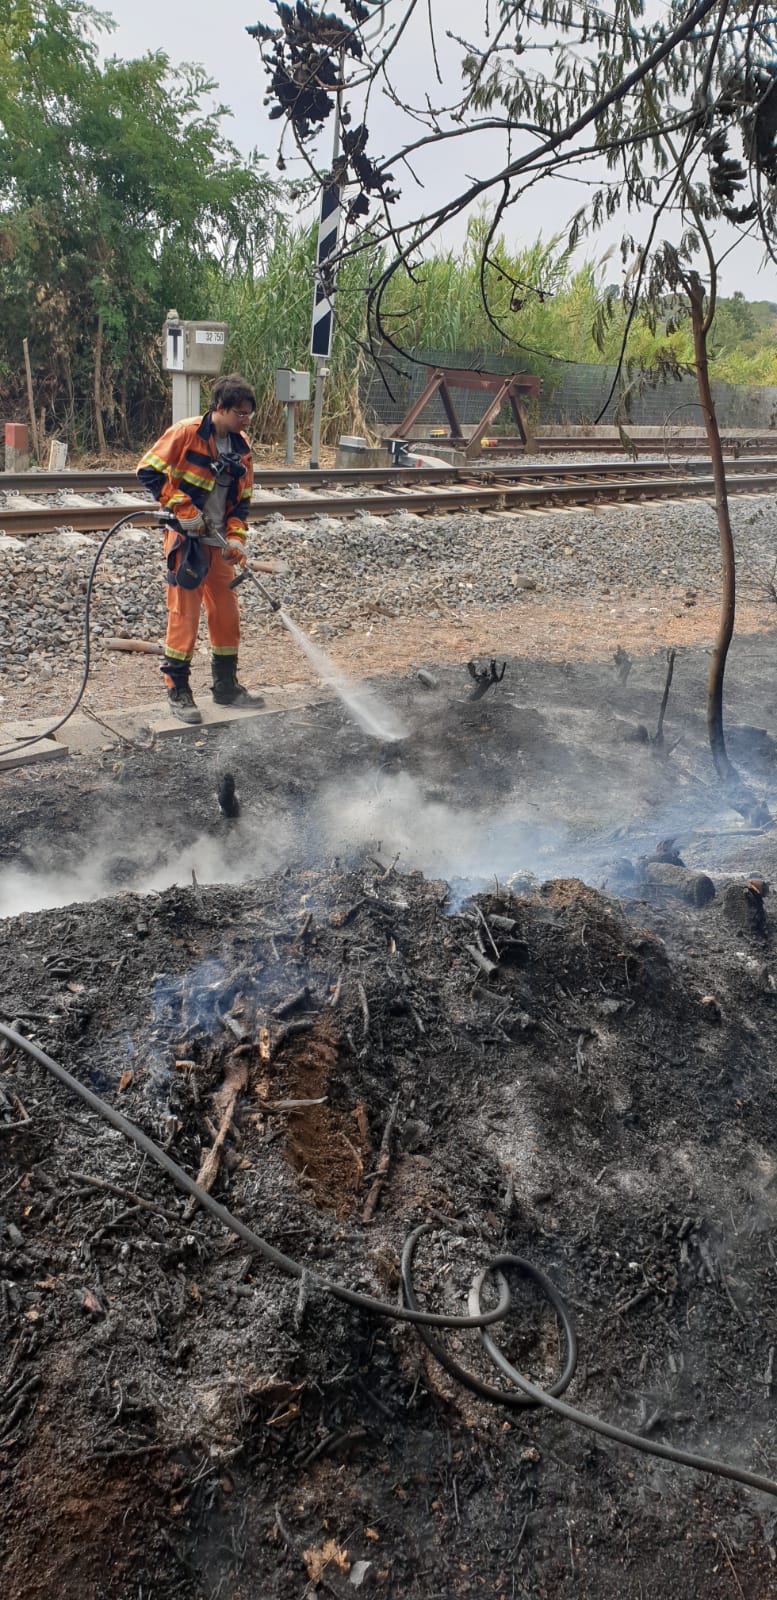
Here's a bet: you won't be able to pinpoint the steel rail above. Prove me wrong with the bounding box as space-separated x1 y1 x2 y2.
3 454 777 497
487 434 777 456
1 468 776 537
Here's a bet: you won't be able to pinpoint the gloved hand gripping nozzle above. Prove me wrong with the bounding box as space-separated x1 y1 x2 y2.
210 525 282 612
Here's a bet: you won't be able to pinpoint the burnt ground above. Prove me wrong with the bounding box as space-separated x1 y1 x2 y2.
3 635 777 1597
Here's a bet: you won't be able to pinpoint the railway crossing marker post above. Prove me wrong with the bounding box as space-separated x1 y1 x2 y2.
309 180 341 470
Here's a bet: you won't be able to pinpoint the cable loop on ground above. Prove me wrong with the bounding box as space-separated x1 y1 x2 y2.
3 1018 777 1501
401 1225 577 1408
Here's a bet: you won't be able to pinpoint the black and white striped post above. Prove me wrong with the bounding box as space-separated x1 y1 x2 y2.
309 178 342 468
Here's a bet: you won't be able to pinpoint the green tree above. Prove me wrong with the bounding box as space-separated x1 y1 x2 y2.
0 0 278 447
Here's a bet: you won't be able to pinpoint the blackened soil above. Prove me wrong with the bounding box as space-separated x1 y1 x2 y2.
2 637 777 1598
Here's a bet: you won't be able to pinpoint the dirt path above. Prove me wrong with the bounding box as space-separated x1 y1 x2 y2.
4 590 775 723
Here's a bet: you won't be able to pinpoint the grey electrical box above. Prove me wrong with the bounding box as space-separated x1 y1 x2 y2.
275 368 311 403
162 313 228 376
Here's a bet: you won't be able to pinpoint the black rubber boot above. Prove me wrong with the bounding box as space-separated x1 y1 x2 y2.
211 654 264 708
167 685 203 725
162 657 202 725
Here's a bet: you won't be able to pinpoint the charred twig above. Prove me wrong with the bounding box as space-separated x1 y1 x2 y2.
255 1096 328 1113
339 1130 364 1181
474 905 501 962
610 1286 654 1319
717 1536 746 1600
297 1426 367 1468
369 853 400 882
90 1204 143 1248
184 1059 247 1222
271 1019 315 1058
294 1269 311 1333
90 1442 172 1461
467 658 507 700
464 942 499 977
272 985 311 1018
328 968 346 1009
653 647 677 746
356 981 370 1040
82 704 155 752
0 1093 31 1134
2 1334 32 1386
0 1374 40 1440
362 1096 400 1223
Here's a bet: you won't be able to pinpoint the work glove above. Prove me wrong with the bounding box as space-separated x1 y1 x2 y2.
223 538 248 567
163 510 204 534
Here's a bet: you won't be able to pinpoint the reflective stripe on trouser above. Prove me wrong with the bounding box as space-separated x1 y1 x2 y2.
162 530 240 686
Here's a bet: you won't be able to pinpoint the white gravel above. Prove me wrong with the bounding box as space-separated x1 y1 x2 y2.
1 488 776 684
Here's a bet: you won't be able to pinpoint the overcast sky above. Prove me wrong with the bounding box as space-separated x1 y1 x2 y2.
98 0 775 302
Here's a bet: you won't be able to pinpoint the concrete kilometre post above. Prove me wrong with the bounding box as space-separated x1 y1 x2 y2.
4 423 29 473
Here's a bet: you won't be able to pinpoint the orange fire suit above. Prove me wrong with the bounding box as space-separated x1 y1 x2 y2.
137 413 252 679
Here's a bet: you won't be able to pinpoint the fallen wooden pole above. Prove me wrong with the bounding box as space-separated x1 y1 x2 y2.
104 638 164 655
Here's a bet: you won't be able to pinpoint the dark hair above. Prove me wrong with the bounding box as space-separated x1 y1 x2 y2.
210 373 256 411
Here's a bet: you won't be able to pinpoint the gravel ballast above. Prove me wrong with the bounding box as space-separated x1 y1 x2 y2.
1 492 776 671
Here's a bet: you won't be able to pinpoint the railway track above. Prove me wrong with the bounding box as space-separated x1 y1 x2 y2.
1 456 777 536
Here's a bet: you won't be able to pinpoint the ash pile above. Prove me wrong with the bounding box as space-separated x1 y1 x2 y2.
2 857 777 1599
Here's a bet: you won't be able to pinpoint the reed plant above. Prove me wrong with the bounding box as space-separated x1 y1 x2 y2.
207 214 374 446
208 210 777 446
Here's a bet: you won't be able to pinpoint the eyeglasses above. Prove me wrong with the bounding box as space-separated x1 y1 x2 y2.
231 408 254 421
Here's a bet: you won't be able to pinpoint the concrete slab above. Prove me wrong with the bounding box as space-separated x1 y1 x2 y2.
51 715 118 756
59 493 105 510
0 686 328 762
135 686 321 738
0 721 68 771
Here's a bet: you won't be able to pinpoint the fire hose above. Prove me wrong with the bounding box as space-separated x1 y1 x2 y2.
2 1016 777 1502
0 507 284 760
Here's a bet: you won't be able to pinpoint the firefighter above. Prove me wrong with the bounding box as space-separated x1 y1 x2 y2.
137 372 264 724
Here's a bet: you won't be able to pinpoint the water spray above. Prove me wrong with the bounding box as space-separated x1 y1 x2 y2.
209 527 405 744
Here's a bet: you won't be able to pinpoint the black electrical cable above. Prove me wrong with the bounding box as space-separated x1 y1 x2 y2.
3 1017 777 1500
0 508 178 759
401 1225 577 1408
403 1230 777 1500
0 1021 508 1332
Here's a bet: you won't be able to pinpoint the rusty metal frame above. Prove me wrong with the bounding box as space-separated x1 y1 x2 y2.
395 367 541 458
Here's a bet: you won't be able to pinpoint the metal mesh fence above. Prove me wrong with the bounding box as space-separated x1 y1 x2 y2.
361 348 777 433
